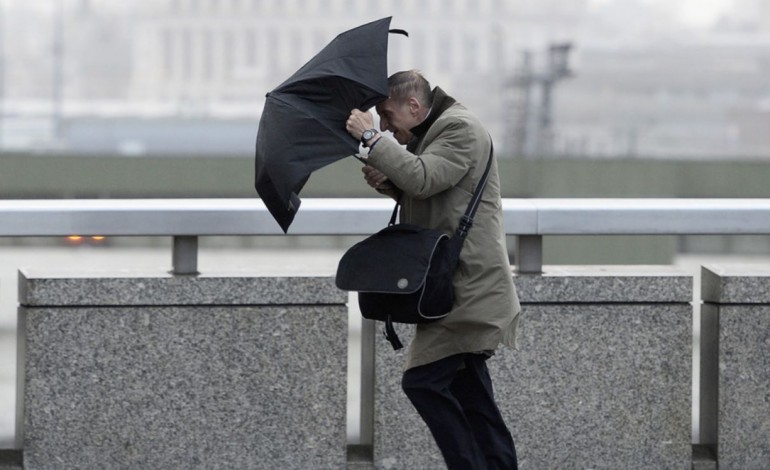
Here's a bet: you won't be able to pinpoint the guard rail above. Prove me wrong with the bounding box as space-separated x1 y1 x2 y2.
2 198 770 273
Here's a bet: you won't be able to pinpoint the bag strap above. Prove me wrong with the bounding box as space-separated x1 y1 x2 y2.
384 315 404 350
456 141 494 239
388 199 399 226
389 139 495 234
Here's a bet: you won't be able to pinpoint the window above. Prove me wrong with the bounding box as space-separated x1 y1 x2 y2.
181 29 193 79
223 30 235 78
464 32 478 70
245 29 257 67
162 29 176 79
202 30 214 80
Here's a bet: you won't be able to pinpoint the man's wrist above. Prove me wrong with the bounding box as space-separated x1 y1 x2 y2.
361 129 379 147
366 134 381 150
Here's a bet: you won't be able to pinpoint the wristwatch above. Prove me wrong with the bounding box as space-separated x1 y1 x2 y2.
361 129 378 147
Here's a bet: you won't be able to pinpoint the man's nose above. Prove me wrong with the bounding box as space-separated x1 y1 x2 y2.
379 120 388 132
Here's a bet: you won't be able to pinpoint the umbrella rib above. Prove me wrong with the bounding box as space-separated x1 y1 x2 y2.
282 53 388 96
269 86 378 138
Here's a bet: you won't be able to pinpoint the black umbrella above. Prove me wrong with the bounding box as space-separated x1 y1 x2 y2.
254 17 406 232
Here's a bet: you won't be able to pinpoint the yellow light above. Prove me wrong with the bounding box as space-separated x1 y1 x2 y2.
91 236 105 241
67 235 83 242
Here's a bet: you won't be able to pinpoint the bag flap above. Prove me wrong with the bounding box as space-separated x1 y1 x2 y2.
336 224 448 294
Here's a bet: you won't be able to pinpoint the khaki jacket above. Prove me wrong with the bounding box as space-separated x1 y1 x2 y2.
366 88 521 369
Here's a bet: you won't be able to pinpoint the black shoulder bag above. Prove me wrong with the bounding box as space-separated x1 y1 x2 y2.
335 146 494 350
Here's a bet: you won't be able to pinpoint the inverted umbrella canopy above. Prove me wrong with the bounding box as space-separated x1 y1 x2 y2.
255 17 406 232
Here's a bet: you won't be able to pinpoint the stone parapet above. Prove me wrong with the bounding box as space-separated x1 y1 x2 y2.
700 265 770 470
17 269 348 470
372 266 693 469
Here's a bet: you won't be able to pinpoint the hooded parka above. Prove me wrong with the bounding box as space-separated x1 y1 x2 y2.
366 87 521 370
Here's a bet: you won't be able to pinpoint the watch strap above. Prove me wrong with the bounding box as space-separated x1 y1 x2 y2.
361 129 377 146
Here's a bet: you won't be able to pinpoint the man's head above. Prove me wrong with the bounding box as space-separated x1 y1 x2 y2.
375 70 432 145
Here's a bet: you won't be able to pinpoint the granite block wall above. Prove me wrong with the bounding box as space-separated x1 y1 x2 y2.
372 267 693 469
701 266 770 470
17 269 348 470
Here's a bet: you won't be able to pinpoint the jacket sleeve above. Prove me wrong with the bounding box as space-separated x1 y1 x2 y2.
366 117 485 199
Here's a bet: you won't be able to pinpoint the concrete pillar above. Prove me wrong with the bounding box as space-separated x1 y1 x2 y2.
17 269 348 470
371 266 693 469
701 265 770 470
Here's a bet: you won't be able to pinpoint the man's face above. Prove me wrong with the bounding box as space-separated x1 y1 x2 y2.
376 97 420 145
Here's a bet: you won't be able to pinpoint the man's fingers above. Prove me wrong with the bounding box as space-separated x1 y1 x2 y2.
362 165 388 188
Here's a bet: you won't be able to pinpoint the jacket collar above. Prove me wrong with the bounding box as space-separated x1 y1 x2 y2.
408 87 456 142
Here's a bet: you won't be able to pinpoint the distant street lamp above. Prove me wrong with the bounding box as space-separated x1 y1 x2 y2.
508 42 574 158
548 43 573 79
536 43 573 156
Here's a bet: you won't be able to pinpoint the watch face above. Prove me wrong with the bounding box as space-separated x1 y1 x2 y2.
362 130 375 141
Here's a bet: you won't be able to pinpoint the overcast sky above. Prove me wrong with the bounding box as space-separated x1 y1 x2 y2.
16 0 739 28
588 0 735 28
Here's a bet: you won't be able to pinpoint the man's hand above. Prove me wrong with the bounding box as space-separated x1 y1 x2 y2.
346 109 375 141
362 165 391 189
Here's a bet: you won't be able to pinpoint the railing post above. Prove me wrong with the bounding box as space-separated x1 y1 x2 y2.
359 317 375 450
172 236 199 275
516 235 543 274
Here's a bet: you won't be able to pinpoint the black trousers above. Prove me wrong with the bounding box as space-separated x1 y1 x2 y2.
401 352 518 470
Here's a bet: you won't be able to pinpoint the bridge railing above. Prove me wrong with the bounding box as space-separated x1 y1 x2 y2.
4 198 770 468
3 198 770 273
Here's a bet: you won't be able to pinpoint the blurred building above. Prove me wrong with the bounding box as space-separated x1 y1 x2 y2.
1 0 769 158
127 0 586 149
554 40 770 159
128 0 585 101
0 0 588 154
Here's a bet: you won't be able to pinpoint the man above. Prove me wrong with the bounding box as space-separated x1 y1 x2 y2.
345 70 521 470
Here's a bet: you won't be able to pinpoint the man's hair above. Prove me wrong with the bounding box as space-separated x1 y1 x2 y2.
387 70 432 108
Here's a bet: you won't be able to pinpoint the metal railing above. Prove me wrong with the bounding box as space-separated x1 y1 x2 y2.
3 197 770 458
3 198 770 273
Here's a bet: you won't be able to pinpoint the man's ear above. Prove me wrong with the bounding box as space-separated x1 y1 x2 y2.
408 96 421 116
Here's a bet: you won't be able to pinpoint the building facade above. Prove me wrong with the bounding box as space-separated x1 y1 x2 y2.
3 0 769 158
128 1 583 106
